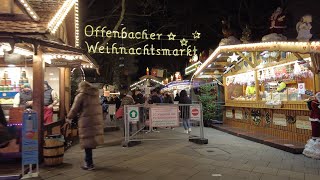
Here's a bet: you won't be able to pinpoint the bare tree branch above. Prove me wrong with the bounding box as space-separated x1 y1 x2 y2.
88 0 96 9
85 4 121 24
101 0 126 46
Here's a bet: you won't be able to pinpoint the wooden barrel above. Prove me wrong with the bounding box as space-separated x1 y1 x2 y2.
43 135 64 166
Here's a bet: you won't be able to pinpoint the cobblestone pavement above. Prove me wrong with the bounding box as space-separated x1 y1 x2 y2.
31 127 320 180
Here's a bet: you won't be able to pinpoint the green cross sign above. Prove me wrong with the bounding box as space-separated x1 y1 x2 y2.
129 110 138 119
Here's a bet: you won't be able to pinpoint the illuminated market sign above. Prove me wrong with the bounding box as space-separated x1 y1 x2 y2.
84 25 200 56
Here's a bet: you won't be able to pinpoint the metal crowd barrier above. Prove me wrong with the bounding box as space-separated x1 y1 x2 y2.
122 103 208 147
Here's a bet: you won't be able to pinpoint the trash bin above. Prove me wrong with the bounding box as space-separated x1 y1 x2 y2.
43 134 65 166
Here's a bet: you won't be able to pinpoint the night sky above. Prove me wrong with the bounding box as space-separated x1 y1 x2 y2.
81 0 320 82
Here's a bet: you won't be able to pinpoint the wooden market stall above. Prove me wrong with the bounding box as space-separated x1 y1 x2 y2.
193 42 320 148
0 0 98 165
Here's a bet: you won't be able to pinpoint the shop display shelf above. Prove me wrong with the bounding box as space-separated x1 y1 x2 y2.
0 92 18 98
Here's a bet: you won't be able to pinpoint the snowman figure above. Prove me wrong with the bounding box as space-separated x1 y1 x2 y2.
296 15 313 41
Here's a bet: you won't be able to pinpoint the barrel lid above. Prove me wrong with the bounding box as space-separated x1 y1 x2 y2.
45 134 62 139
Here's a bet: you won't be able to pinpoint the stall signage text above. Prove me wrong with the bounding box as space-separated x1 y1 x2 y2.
273 114 287 126
296 116 311 130
151 106 179 127
235 110 243 120
128 106 139 122
226 110 233 118
22 111 38 165
190 105 201 121
84 25 200 56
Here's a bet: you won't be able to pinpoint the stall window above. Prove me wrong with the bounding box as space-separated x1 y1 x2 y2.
258 60 314 101
226 71 256 101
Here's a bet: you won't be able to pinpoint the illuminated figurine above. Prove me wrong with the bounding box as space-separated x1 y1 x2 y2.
296 15 313 41
240 25 252 43
219 18 240 46
262 7 287 42
270 7 286 34
276 81 286 92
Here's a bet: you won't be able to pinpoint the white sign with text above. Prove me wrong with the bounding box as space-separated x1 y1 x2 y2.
150 106 179 127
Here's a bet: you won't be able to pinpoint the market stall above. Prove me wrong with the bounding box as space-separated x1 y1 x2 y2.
0 0 98 166
193 42 320 145
130 74 164 93
161 80 191 98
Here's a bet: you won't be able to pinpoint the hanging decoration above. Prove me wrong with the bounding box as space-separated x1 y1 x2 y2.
265 111 271 125
251 110 261 125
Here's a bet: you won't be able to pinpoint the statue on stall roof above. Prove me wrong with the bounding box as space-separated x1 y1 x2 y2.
240 25 252 43
219 18 241 46
296 14 313 41
270 7 286 34
262 7 287 42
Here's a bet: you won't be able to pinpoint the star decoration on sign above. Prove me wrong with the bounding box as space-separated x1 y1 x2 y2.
229 53 239 63
180 38 188 46
167 32 176 40
192 31 201 39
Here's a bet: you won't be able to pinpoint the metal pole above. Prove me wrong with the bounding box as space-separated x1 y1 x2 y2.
199 103 205 139
124 105 129 144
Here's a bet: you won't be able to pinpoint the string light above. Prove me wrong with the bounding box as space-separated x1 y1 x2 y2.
150 79 164 85
0 43 33 56
75 0 80 47
43 53 82 61
48 0 77 34
194 41 320 77
130 79 147 87
18 0 39 21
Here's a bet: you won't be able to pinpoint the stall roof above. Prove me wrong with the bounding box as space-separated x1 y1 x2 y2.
0 0 65 33
0 0 98 68
193 41 320 78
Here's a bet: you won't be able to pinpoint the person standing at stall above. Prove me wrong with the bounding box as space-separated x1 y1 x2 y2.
66 81 104 170
13 84 33 109
43 81 58 124
179 90 192 134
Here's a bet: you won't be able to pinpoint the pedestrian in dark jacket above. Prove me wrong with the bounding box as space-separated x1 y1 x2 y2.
174 93 180 101
134 90 145 104
179 90 192 134
148 89 161 104
163 93 173 104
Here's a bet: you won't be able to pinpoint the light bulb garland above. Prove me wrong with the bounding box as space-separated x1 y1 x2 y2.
75 0 80 47
18 0 39 21
48 0 77 34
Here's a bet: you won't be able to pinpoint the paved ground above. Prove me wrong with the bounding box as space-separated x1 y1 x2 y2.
28 127 320 180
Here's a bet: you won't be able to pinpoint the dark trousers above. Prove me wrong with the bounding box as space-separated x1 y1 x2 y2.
311 121 320 138
85 148 93 166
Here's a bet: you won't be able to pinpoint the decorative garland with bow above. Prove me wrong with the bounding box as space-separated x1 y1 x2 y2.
251 110 261 125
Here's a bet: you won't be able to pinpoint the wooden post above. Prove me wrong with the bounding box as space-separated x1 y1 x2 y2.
65 68 71 114
255 70 259 101
59 68 66 120
223 76 228 103
315 74 320 92
33 49 44 161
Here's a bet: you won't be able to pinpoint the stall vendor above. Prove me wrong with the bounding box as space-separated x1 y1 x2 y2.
246 82 256 96
43 81 58 124
276 81 286 92
13 84 33 109
21 81 58 124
